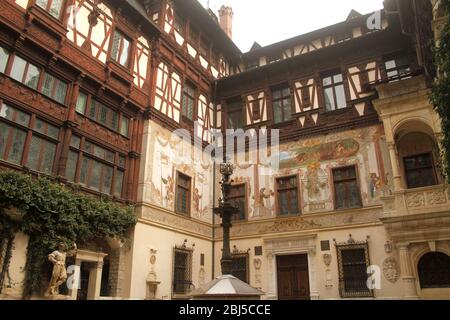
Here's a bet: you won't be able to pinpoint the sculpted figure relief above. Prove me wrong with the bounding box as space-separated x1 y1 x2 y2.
46 242 77 296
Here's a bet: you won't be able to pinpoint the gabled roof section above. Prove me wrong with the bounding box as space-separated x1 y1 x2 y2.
347 9 362 20
250 42 262 51
242 10 386 57
173 0 242 60
110 0 160 36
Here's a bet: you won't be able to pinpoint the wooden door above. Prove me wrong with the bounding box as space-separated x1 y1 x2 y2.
277 254 310 300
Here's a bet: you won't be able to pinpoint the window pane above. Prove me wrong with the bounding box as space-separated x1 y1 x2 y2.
66 151 79 182
26 136 56 174
335 84 347 109
10 56 27 83
279 192 289 215
348 181 362 208
79 157 89 184
36 0 48 11
41 73 55 97
114 170 124 197
334 74 343 83
99 105 108 125
119 38 131 67
15 109 31 126
102 165 113 194
0 122 8 158
49 0 63 19
47 124 59 139
111 32 121 62
111 111 119 130
90 160 102 191
70 135 81 148
334 182 346 209
323 76 332 86
54 80 67 104
283 101 292 121
24 64 40 89
89 100 97 119
26 135 42 171
0 47 9 73
76 93 87 114
324 87 335 111
120 117 129 137
118 155 126 168
7 127 26 164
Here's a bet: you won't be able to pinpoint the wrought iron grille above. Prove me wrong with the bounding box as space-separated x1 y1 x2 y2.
231 253 249 284
336 241 373 298
172 247 193 295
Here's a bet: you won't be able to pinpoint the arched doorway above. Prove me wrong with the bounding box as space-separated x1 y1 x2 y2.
418 252 450 289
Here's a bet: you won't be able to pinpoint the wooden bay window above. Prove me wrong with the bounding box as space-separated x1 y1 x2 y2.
75 93 129 136
0 103 58 174
65 136 126 198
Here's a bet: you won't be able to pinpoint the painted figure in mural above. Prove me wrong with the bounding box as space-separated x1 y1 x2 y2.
46 242 77 296
304 163 328 202
193 188 202 214
369 173 383 199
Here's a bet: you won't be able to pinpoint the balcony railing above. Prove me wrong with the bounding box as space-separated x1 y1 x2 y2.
381 184 450 218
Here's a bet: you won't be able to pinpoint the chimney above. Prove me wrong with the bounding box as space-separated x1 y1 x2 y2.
219 5 233 39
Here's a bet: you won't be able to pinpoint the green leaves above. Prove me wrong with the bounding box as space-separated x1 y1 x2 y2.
0 170 137 298
430 4 450 182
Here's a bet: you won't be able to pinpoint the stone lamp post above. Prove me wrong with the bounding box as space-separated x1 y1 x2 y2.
213 161 238 275
191 160 264 300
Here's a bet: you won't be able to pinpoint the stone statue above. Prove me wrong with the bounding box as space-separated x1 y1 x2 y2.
46 242 77 296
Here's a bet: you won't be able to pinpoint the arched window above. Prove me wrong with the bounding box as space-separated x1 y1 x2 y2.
418 252 450 289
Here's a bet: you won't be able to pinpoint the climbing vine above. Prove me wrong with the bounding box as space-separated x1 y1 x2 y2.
0 170 137 299
430 2 450 182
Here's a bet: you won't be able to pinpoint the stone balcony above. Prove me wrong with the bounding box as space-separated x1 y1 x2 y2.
380 185 450 243
381 184 450 218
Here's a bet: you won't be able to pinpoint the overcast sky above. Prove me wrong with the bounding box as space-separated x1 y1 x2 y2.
198 0 385 52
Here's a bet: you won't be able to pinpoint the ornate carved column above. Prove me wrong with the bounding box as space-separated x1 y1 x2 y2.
87 261 104 300
388 142 403 191
265 252 276 300
397 243 419 300
308 248 320 300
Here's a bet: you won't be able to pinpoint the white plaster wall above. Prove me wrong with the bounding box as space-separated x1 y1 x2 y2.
128 222 212 300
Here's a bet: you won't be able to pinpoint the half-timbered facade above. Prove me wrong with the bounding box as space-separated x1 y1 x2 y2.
0 0 160 299
1 0 449 300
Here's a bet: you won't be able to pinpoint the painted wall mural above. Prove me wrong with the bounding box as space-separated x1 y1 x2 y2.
231 124 394 218
141 121 213 223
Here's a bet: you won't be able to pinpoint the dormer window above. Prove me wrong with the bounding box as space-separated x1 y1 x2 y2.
111 30 131 68
36 0 65 19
